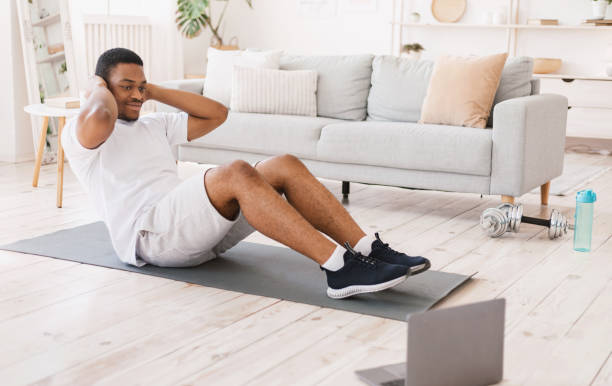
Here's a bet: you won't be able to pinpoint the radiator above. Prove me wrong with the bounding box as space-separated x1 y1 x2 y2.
82 15 152 80
82 15 154 112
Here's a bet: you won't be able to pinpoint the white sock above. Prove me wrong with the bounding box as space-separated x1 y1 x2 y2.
354 234 376 256
321 245 346 271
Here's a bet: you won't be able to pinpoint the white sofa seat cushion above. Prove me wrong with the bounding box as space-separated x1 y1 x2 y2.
183 112 344 159
316 122 492 176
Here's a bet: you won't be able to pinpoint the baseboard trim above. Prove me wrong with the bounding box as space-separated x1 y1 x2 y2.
565 136 612 155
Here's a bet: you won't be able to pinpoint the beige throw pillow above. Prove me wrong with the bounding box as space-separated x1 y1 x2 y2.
419 52 508 129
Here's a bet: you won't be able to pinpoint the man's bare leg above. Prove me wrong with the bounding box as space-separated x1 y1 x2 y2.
254 154 366 247
204 160 337 265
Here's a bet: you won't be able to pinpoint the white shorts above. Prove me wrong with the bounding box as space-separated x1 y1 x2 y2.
135 167 256 267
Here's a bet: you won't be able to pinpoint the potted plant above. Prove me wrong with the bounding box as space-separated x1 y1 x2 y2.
591 0 612 20
175 0 252 49
401 43 424 60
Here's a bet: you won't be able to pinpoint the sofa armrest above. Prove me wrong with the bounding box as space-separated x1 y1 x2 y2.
490 93 568 196
155 79 205 113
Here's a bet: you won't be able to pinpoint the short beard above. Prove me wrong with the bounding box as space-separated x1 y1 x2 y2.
118 113 138 122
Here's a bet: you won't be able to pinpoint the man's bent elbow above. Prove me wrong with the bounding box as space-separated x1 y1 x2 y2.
217 104 229 123
91 107 114 124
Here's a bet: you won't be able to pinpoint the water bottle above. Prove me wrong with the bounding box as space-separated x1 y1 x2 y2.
573 189 597 252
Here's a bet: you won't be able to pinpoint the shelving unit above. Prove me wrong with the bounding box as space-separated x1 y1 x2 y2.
390 0 612 76
31 12 60 27
392 21 612 31
390 0 612 142
36 51 65 64
16 0 79 166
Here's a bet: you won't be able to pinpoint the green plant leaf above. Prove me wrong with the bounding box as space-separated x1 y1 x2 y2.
176 0 210 38
175 0 253 39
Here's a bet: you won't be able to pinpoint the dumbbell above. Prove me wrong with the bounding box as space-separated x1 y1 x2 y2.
480 203 570 239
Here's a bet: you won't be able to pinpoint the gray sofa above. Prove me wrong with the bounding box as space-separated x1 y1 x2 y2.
159 54 568 204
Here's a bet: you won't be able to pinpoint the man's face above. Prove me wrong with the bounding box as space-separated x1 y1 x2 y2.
107 63 147 121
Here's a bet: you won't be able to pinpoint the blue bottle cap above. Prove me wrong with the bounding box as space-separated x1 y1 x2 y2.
576 189 597 203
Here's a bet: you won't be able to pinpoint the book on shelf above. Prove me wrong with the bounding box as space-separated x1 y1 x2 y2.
527 18 559 25
47 43 64 55
44 97 80 109
582 18 612 26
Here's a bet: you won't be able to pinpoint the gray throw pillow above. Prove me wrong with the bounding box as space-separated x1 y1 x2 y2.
280 54 374 121
487 56 534 127
367 55 434 122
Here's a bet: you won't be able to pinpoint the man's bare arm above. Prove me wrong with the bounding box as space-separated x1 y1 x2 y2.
145 83 228 141
76 76 118 149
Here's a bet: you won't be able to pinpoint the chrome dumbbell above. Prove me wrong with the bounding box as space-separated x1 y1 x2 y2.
480 203 570 240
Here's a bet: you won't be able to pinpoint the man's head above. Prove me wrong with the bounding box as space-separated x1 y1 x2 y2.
95 48 146 121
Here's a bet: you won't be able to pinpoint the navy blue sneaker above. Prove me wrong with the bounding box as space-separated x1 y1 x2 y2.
368 233 431 275
321 245 409 299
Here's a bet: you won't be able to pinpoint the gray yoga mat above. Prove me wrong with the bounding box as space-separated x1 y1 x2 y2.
0 222 473 321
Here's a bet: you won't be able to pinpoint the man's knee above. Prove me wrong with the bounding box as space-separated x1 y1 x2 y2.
225 160 259 182
277 153 307 172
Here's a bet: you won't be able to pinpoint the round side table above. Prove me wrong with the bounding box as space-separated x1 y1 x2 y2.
24 104 80 208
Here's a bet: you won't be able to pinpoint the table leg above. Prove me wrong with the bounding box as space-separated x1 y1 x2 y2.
56 116 66 208
32 116 49 187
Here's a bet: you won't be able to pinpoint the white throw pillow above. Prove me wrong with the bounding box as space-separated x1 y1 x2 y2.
203 47 282 107
230 66 317 117
203 48 243 106
241 49 282 69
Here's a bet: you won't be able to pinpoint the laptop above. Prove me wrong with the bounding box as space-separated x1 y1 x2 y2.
356 298 505 386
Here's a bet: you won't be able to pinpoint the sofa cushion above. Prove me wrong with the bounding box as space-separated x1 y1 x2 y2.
183 112 343 159
487 56 534 127
230 66 318 116
316 121 492 176
367 56 434 122
419 52 508 129
280 54 373 121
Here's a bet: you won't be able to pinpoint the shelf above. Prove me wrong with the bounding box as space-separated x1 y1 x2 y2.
534 74 612 81
393 22 612 31
36 51 65 64
31 13 60 28
393 22 508 29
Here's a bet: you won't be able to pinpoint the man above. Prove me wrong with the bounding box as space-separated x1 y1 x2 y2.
62 47 430 299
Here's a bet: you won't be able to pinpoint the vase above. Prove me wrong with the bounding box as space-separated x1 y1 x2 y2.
401 51 422 60
592 0 607 20
409 12 420 23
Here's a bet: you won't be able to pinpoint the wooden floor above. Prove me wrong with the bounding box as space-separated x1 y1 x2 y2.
1 151 611 386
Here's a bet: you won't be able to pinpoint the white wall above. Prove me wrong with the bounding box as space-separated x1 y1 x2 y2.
182 0 612 77
183 0 395 75
1 0 33 163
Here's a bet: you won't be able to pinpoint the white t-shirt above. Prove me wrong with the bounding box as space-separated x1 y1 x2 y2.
61 111 189 267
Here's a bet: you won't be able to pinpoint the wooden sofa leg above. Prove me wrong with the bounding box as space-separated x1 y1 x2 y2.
501 195 515 205
541 181 551 206
342 181 350 200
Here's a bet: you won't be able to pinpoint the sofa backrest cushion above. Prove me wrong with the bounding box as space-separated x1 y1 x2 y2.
367 55 535 125
367 55 434 122
280 54 374 121
487 56 534 127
